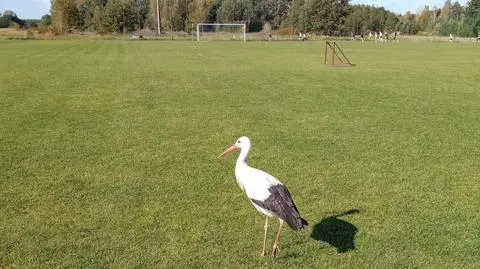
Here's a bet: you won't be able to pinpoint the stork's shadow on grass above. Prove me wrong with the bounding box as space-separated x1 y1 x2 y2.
311 209 359 253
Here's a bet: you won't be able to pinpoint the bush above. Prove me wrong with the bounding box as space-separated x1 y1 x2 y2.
25 30 36 39
278 27 295 36
439 20 456 36
456 20 474 37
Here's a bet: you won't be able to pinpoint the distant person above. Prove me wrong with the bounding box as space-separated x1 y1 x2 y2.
368 32 372 40
298 32 307 41
393 32 397 42
477 32 480 43
361 33 364 42
449 33 453 43
268 32 272 42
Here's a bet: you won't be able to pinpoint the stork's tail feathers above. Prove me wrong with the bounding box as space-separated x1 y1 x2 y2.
288 216 308 230
294 217 308 230
301 217 308 227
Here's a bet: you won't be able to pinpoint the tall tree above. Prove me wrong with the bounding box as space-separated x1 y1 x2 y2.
465 0 480 17
92 4 106 33
216 0 242 23
368 6 385 32
286 0 307 32
0 10 26 28
304 0 349 35
416 6 432 32
77 0 105 30
452 1 464 20
40 14 52 27
159 0 181 31
51 0 79 32
398 11 418 34
465 0 480 35
344 4 363 34
384 10 399 32
188 0 213 25
216 0 265 31
146 0 163 31
439 0 453 20
263 0 290 29
171 0 189 31
0 12 9 28
131 0 149 29
103 0 137 33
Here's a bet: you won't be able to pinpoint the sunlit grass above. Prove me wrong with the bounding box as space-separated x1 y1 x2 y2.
0 40 479 268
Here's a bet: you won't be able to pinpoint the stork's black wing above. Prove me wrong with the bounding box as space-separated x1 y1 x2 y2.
251 184 308 230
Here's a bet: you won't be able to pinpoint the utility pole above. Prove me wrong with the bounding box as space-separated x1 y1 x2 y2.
156 0 161 35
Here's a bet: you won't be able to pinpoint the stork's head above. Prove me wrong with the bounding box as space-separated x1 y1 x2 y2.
220 136 251 157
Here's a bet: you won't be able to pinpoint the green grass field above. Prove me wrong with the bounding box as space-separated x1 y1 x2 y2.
1 40 479 268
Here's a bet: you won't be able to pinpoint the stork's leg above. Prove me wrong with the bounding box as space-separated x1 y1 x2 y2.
272 219 284 257
260 216 268 256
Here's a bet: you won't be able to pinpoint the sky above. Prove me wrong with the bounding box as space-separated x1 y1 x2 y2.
0 0 50 19
0 0 471 19
350 0 468 14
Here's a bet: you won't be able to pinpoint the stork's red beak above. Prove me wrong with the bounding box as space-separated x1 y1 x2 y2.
220 145 237 157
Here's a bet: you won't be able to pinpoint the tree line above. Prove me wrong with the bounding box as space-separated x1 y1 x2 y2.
3 0 479 37
0 10 27 28
413 0 480 37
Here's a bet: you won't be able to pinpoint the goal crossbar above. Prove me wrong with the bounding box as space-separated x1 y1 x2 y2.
196 23 246 42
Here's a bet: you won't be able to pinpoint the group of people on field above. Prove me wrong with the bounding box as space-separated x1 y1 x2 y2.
367 31 398 42
298 32 308 41
290 30 479 43
350 31 399 43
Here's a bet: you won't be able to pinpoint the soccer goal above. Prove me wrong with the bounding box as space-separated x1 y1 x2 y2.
196 23 246 42
324 42 354 67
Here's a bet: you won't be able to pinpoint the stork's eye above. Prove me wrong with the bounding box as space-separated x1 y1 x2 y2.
237 140 241 144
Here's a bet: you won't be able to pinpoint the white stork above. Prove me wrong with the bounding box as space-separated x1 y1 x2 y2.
220 136 308 257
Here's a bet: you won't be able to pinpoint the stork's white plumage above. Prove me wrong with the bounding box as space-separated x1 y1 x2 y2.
220 136 307 257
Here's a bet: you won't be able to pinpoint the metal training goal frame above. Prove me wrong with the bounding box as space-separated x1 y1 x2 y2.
324 42 354 67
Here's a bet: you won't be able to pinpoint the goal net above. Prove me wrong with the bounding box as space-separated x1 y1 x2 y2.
196 23 246 42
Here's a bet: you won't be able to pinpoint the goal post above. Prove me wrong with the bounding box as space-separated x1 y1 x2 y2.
196 23 246 42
